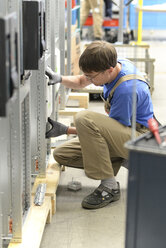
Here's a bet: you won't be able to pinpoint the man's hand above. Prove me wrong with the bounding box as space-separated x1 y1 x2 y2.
46 118 68 138
45 66 62 85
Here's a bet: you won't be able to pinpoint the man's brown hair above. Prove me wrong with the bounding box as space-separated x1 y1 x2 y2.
79 41 117 73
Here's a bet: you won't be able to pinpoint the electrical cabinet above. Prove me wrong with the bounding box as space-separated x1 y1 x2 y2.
0 0 72 246
0 0 74 246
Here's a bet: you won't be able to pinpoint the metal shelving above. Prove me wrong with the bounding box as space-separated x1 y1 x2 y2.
59 0 81 110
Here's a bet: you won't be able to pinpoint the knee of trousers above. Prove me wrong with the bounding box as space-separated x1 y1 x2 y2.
53 147 64 165
74 110 92 128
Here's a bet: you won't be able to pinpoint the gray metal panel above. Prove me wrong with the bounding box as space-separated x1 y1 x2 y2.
0 117 11 239
36 57 47 177
0 1 21 243
50 0 56 70
45 0 56 120
30 59 47 177
0 0 8 15
59 0 80 110
45 0 55 68
30 0 57 173
45 0 51 52
21 91 31 212
55 0 60 39
0 193 2 247
9 91 22 242
59 0 66 110
9 63 32 244
44 56 52 156
59 0 72 111
0 2 23 242
53 0 61 120
5 0 32 242
30 71 40 175
125 128 166 248
126 151 166 248
0 0 61 243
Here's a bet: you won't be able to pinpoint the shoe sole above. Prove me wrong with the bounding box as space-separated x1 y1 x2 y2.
82 194 120 209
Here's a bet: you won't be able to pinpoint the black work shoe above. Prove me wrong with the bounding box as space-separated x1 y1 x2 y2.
82 182 120 209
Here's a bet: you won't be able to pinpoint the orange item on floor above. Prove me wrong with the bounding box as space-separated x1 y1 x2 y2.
84 15 119 28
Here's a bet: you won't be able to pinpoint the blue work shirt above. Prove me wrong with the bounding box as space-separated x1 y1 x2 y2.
103 59 154 128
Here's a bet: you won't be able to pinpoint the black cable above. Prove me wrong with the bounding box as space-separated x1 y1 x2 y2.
109 0 134 8
111 0 119 7
125 0 134 6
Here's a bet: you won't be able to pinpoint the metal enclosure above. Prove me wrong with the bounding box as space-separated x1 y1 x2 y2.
125 127 166 248
0 0 72 246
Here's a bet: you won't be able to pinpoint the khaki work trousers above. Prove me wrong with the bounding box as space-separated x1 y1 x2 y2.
53 110 148 180
80 0 104 39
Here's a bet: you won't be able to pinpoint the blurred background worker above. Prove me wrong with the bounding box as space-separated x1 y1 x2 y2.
80 0 104 40
104 0 112 18
103 0 113 38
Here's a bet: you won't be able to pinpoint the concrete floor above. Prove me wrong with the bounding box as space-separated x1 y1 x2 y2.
40 37 166 248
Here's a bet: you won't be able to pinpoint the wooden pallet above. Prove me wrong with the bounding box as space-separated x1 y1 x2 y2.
31 155 61 215
59 107 85 116
67 92 89 109
8 196 52 248
8 150 61 248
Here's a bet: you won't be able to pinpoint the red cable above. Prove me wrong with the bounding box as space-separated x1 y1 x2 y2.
148 118 162 145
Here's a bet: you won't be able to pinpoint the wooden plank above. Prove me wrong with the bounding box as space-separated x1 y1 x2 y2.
8 150 60 247
8 196 52 248
32 160 61 215
67 92 89 109
59 107 85 116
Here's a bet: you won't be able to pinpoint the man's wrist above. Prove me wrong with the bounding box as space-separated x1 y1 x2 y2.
60 75 63 83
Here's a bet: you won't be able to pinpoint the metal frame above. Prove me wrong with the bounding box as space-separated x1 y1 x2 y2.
0 194 2 247
59 0 66 110
128 57 155 93
30 56 47 177
118 0 124 43
0 3 12 245
113 43 155 93
10 80 31 242
36 57 47 177
53 0 61 121
0 116 12 243
59 0 80 110
0 0 69 244
0 0 25 243
45 0 58 121
9 1 32 241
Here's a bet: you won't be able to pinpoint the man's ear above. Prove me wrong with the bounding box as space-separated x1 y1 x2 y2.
108 67 114 73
